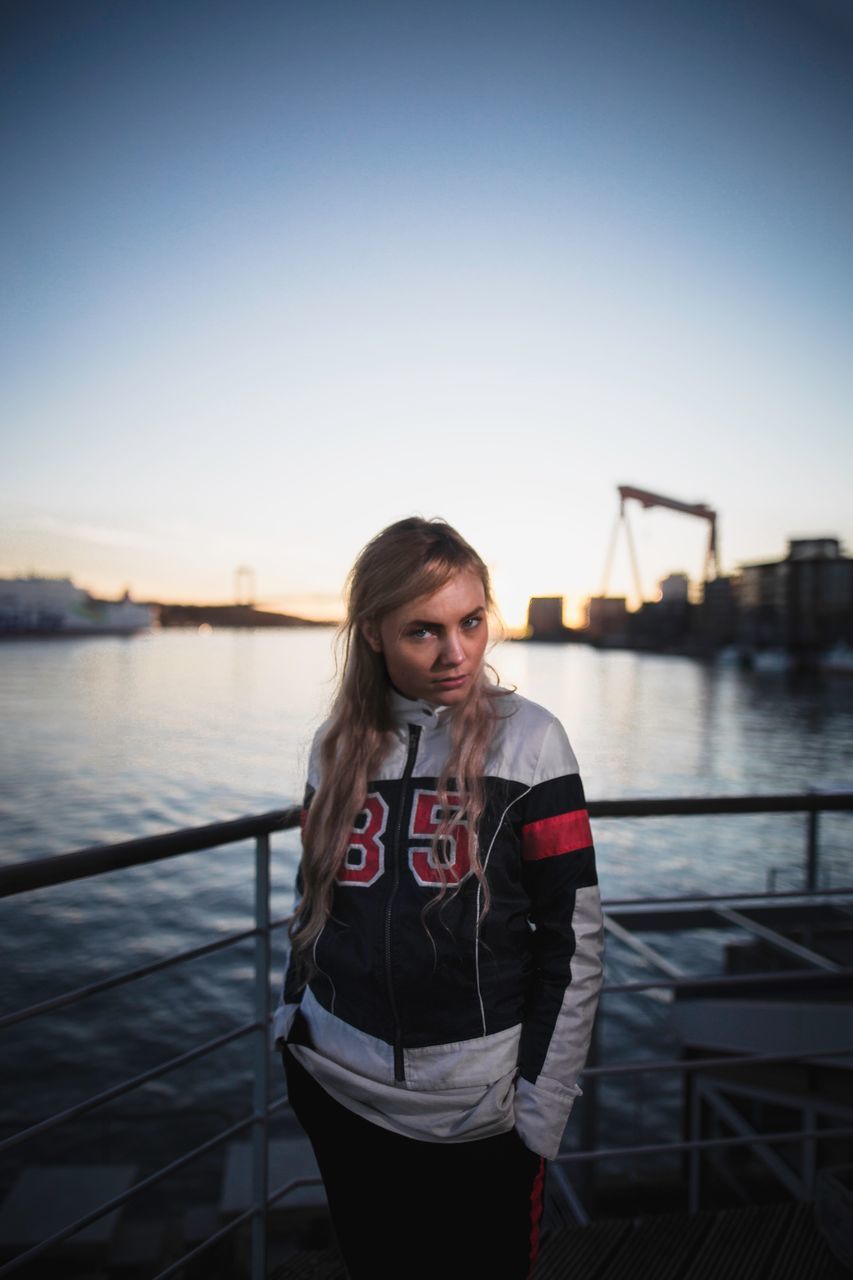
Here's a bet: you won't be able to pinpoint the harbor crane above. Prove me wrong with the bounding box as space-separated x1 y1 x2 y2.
601 485 720 606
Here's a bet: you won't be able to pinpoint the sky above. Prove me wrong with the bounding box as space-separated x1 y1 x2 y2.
2 0 851 628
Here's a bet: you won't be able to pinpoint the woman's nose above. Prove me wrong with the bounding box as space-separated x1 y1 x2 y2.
440 631 464 666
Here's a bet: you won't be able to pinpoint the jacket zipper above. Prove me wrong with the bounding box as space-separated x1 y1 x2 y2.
385 722 421 1083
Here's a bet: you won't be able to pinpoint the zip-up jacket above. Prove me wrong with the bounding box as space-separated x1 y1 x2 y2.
273 688 604 1160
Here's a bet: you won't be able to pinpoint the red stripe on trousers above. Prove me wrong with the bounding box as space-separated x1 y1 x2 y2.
521 809 592 860
527 1156 546 1277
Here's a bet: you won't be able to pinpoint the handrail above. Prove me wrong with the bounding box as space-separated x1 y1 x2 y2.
582 1042 853 1079
1 789 851 1277
0 805 302 898
602 964 853 995
605 884 853 907
3 790 851 899
557 1123 853 1165
590 790 853 818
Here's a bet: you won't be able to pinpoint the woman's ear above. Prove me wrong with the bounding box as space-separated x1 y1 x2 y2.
362 620 382 653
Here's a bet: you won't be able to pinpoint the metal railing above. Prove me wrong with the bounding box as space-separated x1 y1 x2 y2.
1 791 852 1275
1 809 304 1280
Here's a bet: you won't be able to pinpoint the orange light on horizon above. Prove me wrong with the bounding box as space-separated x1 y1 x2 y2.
490 567 595 635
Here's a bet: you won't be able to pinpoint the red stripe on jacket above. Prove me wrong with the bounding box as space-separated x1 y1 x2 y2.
521 809 592 861
527 1156 546 1278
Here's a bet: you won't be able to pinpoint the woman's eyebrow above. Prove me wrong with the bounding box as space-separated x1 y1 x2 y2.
404 617 442 629
404 605 485 628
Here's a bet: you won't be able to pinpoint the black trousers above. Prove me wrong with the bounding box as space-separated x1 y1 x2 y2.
283 1047 546 1280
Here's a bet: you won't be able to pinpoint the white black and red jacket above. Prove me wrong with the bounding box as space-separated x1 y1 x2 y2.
274 687 604 1160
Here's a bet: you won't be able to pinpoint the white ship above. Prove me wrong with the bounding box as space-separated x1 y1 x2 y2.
0 576 154 636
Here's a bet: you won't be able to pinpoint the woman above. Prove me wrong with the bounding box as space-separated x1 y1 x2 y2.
274 517 603 1279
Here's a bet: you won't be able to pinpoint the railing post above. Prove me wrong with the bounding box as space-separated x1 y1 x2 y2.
805 804 820 892
802 1100 817 1193
688 1076 703 1215
252 834 271 1280
578 1003 600 1212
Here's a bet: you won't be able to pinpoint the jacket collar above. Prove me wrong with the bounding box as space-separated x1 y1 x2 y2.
388 687 455 730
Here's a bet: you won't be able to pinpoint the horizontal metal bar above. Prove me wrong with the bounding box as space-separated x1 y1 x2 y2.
0 924 259 1032
698 1072 853 1121
602 963 853 995
4 792 851 900
602 885 853 909
0 1111 256 1277
589 792 853 819
8 952 823 1040
556 1123 853 1166
0 1020 258 1156
583 1042 853 1080
0 806 302 899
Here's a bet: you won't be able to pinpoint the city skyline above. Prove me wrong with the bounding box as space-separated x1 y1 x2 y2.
2 1 851 631
4 520 846 634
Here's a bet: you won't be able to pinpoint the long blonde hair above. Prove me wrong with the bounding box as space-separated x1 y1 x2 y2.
290 517 507 959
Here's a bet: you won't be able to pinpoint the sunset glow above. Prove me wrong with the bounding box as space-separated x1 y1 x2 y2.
2 2 851 619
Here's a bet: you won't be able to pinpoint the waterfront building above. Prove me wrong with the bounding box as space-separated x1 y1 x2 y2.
621 573 693 650
658 572 690 604
585 596 629 643
694 576 738 649
735 537 853 652
527 595 569 640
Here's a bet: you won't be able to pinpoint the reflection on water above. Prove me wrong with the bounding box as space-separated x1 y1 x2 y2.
1 630 851 1183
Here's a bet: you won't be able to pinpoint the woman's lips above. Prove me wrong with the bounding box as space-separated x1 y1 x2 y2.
433 674 467 687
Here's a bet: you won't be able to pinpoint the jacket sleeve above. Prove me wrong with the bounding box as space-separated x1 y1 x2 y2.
271 746 319 1049
513 716 604 1159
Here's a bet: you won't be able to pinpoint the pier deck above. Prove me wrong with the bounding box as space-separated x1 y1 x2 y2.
270 1200 850 1279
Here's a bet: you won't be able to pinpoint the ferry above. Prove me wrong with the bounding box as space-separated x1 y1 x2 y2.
0 576 154 636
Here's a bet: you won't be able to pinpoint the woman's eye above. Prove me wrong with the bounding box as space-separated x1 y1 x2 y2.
408 627 432 640
462 615 482 630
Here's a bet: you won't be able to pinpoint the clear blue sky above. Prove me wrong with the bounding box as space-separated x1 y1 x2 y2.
2 0 851 625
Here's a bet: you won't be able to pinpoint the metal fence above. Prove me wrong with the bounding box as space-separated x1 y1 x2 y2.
1 791 852 1276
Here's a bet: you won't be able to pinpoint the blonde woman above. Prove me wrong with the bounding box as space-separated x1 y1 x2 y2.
274 517 603 1279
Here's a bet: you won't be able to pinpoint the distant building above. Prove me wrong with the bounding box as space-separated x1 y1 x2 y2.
632 574 692 648
735 537 853 651
527 596 566 640
658 573 689 604
789 537 842 561
696 576 737 647
585 596 629 641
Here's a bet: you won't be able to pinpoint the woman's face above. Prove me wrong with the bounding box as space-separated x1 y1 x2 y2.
365 569 489 706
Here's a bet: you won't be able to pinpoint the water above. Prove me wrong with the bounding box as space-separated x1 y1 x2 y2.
1 630 852 1199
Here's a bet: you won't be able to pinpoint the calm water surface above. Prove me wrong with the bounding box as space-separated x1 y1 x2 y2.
1 630 851 1190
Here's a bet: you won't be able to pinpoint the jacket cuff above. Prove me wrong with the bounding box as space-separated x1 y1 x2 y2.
271 1000 300 1051
513 1074 582 1160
